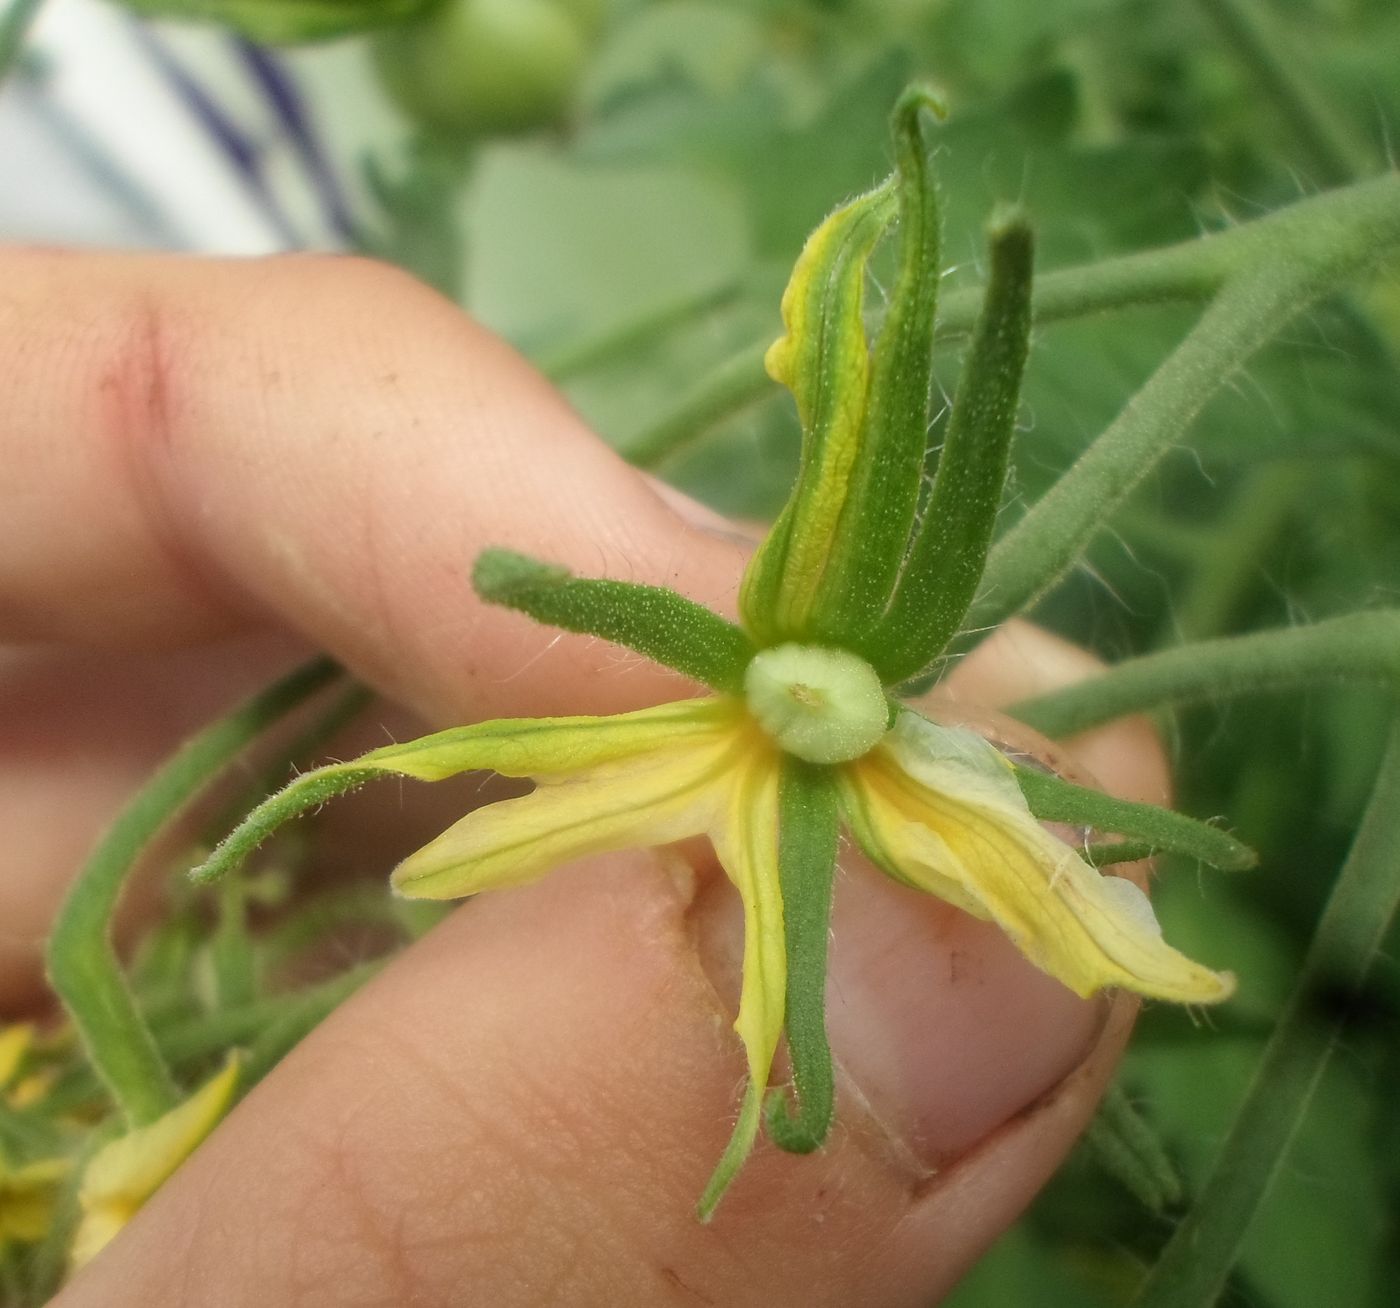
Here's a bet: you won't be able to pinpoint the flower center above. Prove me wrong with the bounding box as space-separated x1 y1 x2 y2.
743 644 890 765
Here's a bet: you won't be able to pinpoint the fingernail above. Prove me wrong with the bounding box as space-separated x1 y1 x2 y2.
688 838 1107 1176
825 710 1113 1172
823 851 1107 1172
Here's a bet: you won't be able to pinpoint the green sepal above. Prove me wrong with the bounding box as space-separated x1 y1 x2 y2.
1013 766 1257 873
190 765 383 887
868 209 1035 683
1083 840 1160 868
764 759 840 1154
738 182 899 644
474 548 756 695
112 0 431 46
809 86 946 646
697 1079 763 1222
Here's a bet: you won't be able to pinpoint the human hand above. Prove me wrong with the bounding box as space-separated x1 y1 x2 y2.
1 249 1168 1307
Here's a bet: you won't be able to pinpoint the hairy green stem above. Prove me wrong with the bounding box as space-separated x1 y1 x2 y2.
540 280 742 382
1197 0 1376 185
211 680 374 842
46 659 342 1127
1012 611 1400 739
1084 839 1159 868
1015 767 1255 870
871 212 1033 678
1085 1082 1184 1213
1130 715 1400 1306
969 175 1400 639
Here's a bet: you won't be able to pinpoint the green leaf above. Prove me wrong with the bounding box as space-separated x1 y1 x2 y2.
474 548 756 694
764 760 840 1154
869 209 1034 682
1013 766 1257 872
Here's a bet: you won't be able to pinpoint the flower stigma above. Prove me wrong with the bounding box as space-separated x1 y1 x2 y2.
743 644 890 764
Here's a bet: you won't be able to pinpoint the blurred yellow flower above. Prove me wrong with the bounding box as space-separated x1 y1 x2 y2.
0 1024 33 1090
70 1056 240 1269
1 1153 69 1247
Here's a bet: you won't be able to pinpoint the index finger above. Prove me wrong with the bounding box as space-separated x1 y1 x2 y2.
0 249 748 722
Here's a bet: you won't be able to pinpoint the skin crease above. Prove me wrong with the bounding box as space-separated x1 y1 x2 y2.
0 250 1175 1306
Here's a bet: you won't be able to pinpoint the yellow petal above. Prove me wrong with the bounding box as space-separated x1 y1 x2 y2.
0 1023 33 1089
391 721 747 900
8 1070 57 1111
698 742 785 1219
838 765 993 920
843 713 1234 1004
358 697 737 782
72 1056 240 1268
710 747 786 1106
1 1157 70 1244
741 183 898 638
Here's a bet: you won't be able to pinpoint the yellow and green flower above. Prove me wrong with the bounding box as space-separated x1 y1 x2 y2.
194 87 1248 1216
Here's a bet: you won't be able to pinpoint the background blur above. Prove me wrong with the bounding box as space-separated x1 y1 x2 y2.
3 1 1398 1303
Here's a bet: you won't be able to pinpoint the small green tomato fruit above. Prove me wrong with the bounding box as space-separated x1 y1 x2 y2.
744 644 889 765
372 0 588 138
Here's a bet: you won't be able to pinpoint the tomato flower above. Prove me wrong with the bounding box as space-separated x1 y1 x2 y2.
195 88 1245 1216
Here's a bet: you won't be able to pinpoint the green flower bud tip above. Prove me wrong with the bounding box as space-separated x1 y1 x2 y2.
744 644 890 764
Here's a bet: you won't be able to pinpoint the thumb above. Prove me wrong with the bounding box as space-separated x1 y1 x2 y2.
54 623 1153 1308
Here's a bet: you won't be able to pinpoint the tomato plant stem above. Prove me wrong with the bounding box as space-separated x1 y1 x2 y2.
1010 611 1400 738
46 659 343 1127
